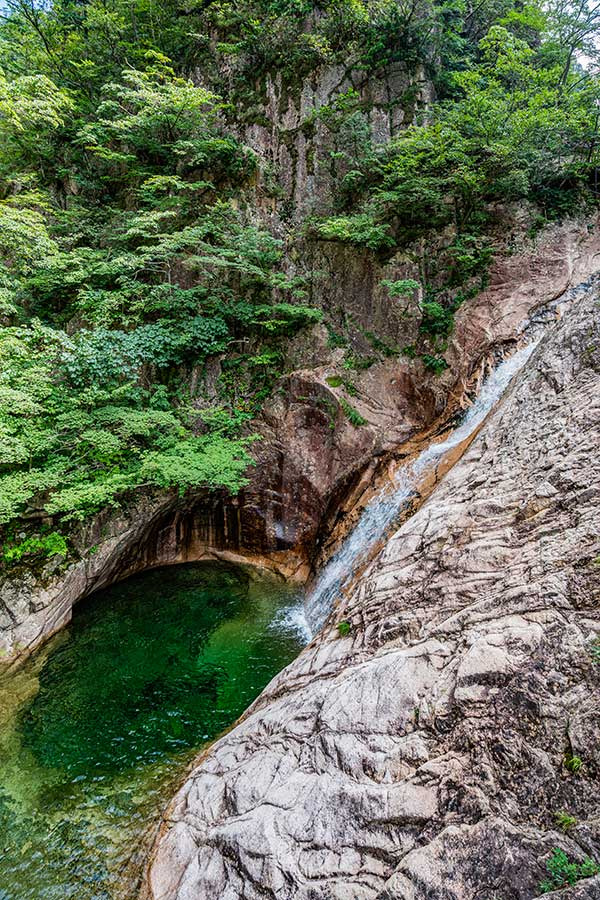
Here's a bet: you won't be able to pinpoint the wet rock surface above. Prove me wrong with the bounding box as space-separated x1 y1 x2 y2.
143 290 600 898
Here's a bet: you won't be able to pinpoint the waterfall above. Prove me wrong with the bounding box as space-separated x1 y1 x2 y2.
273 341 537 643
270 274 597 644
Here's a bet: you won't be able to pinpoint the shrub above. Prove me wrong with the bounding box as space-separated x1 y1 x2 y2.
420 301 455 338
3 531 68 564
554 811 577 832
340 398 366 427
382 278 420 299
539 848 599 893
337 621 351 637
311 214 394 251
422 354 449 375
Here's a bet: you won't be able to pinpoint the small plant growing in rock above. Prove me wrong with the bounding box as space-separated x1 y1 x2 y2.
554 811 577 832
337 621 351 637
325 374 357 395
564 754 583 774
539 848 599 893
590 641 600 664
340 398 366 427
421 353 448 375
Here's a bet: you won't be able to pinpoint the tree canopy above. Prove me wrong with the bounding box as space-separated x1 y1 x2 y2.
0 0 598 556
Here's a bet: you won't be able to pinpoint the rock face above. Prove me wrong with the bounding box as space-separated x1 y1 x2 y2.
228 52 432 224
1 219 600 666
143 289 600 898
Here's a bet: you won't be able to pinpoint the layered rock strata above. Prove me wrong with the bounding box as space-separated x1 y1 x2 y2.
144 288 600 898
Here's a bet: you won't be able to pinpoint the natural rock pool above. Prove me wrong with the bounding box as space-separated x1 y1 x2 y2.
0 562 303 899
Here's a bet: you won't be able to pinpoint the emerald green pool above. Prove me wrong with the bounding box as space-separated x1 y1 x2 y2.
0 562 303 899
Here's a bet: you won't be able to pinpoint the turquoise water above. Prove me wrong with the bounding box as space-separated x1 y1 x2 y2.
0 562 303 899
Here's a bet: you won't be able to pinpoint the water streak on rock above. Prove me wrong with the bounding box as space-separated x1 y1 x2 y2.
299 341 538 636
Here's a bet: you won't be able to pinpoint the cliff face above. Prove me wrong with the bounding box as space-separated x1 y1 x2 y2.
237 62 432 220
2 2 600 668
144 288 600 898
2 220 599 664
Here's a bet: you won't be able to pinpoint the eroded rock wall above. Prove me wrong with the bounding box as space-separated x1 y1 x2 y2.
2 218 600 665
0 488 310 662
144 288 600 898
237 61 432 221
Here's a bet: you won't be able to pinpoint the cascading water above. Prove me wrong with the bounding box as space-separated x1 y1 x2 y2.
290 341 538 639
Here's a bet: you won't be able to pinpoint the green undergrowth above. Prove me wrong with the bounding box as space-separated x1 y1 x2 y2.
309 10 600 370
2 530 68 566
539 848 599 894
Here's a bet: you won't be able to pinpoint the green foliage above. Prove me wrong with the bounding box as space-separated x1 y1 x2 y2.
422 353 449 375
382 279 420 299
311 14 600 254
539 848 599 893
62 319 230 385
2 531 68 565
326 327 348 350
326 373 358 395
554 811 577 832
564 754 583 774
139 435 252 494
444 234 493 287
190 0 473 90
0 0 599 540
311 214 394 251
590 640 600 664
340 398 366 427
79 66 228 177
337 620 351 637
0 17 325 537
0 311 260 525
420 302 455 338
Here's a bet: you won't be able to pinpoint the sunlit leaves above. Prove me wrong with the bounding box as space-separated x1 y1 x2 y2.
0 202 58 275
314 13 600 249
0 323 253 523
0 71 73 133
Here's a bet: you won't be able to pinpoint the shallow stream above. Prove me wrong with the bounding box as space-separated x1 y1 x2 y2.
0 562 303 899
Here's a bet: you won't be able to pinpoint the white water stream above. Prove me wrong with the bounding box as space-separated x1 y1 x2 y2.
275 341 538 643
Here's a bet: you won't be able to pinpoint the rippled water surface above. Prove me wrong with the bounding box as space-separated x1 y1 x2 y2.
0 562 302 899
